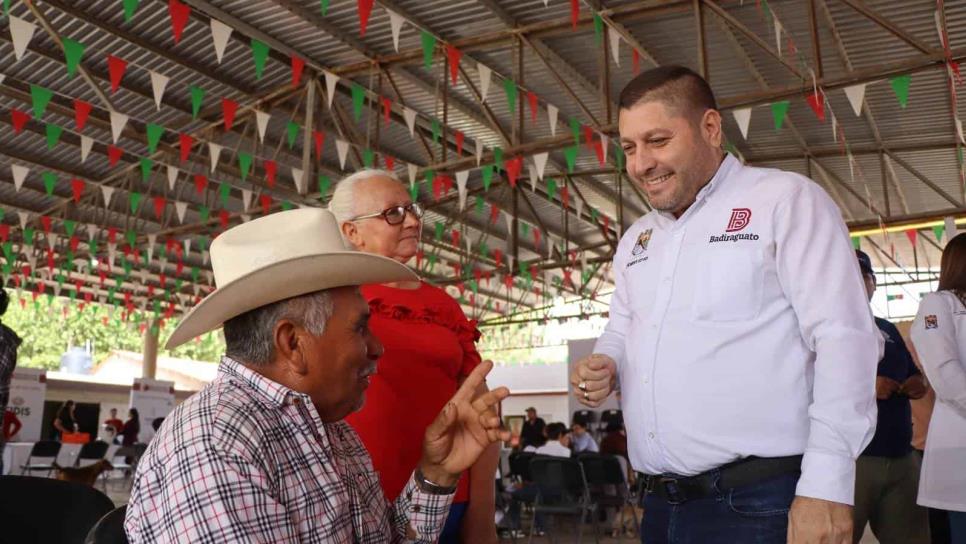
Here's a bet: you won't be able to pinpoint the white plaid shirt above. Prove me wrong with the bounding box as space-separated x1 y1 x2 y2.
125 357 453 543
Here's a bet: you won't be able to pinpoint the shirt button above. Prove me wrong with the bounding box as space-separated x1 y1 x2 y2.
648 432 655 439
643 377 649 384
413 505 421 513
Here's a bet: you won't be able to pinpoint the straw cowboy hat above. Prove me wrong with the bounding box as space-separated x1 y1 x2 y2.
165 208 417 349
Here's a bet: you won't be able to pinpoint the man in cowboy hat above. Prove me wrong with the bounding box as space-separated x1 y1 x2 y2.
125 208 510 543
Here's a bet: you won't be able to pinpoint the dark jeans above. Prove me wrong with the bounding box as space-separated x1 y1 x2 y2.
641 471 798 544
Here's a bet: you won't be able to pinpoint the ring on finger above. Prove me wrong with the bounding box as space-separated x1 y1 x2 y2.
578 381 587 391
583 391 590 400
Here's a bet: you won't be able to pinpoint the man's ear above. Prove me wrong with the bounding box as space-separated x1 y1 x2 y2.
702 109 723 148
341 221 363 249
273 319 309 376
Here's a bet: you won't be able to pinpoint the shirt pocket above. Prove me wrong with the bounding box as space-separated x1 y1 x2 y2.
691 246 764 322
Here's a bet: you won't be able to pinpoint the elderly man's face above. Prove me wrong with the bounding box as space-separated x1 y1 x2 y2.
301 287 383 422
344 176 421 263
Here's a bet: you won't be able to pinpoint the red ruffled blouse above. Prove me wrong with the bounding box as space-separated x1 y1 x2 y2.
346 282 482 504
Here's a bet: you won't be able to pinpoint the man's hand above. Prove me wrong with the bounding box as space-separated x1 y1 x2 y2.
899 374 927 400
787 496 851 544
420 360 510 486
875 376 901 400
569 354 617 408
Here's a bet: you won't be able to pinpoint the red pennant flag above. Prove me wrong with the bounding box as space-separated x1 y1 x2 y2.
489 204 499 224
445 44 462 85
494 248 503 267
455 131 464 155
440 174 453 194
456 281 465 295
451 229 460 247
906 229 918 246
533 228 541 246
603 215 610 231
46 249 55 271
260 194 272 214
805 91 825 121
582 124 595 150
194 174 208 194
73 99 92 131
561 186 570 209
503 274 513 289
221 98 239 131
563 268 573 287
168 0 191 43
433 176 443 201
108 227 118 243
357 0 374 36
69 236 80 252
291 55 305 87
70 179 85 202
594 139 605 165
416 250 424 268
474 268 482 284
264 160 277 187
527 91 539 122
107 145 123 167
219 209 230 228
11 109 29 134
179 133 193 162
41 216 52 233
153 196 166 218
107 55 128 93
632 49 641 74
505 156 523 187
570 0 579 29
176 257 184 276
381 97 392 123
313 131 325 159
384 155 395 171
0 224 9 243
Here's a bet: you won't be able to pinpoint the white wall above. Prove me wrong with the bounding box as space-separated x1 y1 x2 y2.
501 393 570 425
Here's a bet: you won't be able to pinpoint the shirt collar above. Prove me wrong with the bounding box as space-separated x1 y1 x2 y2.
218 355 312 409
654 153 741 226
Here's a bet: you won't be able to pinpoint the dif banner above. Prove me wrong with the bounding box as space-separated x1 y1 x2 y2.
8 368 47 442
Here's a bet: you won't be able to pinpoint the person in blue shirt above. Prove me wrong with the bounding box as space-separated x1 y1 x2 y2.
852 250 931 544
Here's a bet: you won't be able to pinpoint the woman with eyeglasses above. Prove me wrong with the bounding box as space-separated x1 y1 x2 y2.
330 169 498 544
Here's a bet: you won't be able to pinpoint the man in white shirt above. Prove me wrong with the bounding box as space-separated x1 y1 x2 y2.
571 66 880 544
569 422 599 454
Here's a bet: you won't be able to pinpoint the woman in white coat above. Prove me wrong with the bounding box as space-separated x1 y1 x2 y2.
911 233 966 543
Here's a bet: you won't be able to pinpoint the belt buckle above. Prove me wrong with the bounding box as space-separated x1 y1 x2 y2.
658 476 686 505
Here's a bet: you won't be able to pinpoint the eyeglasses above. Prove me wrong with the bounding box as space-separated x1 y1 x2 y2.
350 202 424 225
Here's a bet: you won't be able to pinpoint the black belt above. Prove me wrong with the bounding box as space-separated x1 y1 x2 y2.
641 455 802 504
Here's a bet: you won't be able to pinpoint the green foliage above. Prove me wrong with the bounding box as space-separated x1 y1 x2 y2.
2 289 224 371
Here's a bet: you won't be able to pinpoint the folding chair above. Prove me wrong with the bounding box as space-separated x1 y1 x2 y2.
577 453 640 539
108 443 147 490
528 456 599 544
508 451 536 484
19 440 62 477
75 440 110 467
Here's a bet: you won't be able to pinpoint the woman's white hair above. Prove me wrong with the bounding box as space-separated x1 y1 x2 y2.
328 168 405 247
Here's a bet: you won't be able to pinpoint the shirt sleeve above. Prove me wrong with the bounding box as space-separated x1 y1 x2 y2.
773 181 879 506
593 246 631 371
911 293 966 419
388 472 455 543
447 294 482 378
891 324 922 379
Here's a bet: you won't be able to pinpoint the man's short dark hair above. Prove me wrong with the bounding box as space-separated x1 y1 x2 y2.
0 288 8 316
618 65 718 121
546 422 567 440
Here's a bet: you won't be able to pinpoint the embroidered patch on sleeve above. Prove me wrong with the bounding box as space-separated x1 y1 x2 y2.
925 315 938 329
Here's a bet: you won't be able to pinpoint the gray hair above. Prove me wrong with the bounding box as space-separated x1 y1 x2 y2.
328 169 404 246
223 290 333 366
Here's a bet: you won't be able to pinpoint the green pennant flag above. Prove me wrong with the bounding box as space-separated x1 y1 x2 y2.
434 221 444 241
146 123 164 153
409 183 419 200
593 13 604 44
564 145 578 172
469 279 478 295
238 152 253 181
281 201 294 211
45 124 63 150
24 227 35 246
320 0 330 15
615 147 625 169
88 239 98 255
481 164 494 191
771 100 790 131
129 192 142 213
199 206 210 222
493 147 504 170
190 86 205 119
30 85 54 118
3 242 13 262
520 223 530 236
351 83 365 121
503 79 517 115
219 182 230 207
424 169 435 187
42 172 57 195
64 220 77 236
591 208 600 221
547 177 558 200
420 31 436 69
933 225 945 243
431 118 441 143
124 230 136 247
363 148 374 167
427 253 437 268
475 195 484 213
63 38 86 78
761 0 772 19
890 74 911 108
318 174 331 199
287 121 300 148
569 117 581 145
140 157 153 182
251 39 270 79
122 258 132 277
3 0 9 17
851 236 861 250
191 266 200 282
123 0 140 21
479 241 489 258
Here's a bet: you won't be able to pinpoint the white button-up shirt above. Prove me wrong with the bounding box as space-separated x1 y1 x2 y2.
594 154 880 505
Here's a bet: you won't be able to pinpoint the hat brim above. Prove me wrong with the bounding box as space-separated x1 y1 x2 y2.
165 252 417 349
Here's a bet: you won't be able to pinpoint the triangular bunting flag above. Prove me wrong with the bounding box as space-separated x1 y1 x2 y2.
11 164 28 192
238 152 252 181
503 79 518 114
166 165 179 191
420 31 436 69
609 28 621 66
73 99 92 131
250 39 270 79
475 139 484 166
446 44 462 85
291 55 305 87
146 123 164 153
336 139 350 169
30 85 53 118
190 86 205 119
806 91 825 121
351 83 365 121
63 38 86 78
890 74 911 108
241 189 253 211
174 201 188 223
291 167 306 193
45 124 63 150
210 18 232 64
844 83 866 117
548 104 559 136
107 55 127 93
407 163 418 187
149 71 169 111
456 170 469 211
101 185 115 207
255 110 270 143
221 98 239 131
107 145 123 167
732 107 752 140
358 0 375 36
533 152 549 180
109 110 129 143
208 142 223 172
179 133 194 162
324 71 339 108
10 109 29 134
9 16 36 62
933 224 945 243
771 101 789 131
80 136 93 162
42 172 56 195
478 64 492 102
387 9 404 52
168 0 191 43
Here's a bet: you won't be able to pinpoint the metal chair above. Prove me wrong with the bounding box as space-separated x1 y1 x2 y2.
572 410 600 438
75 440 110 467
508 451 536 484
577 453 640 539
528 456 599 544
107 443 147 490
19 440 62 477
84 505 129 544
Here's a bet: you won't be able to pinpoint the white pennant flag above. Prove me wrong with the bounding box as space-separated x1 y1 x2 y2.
324 71 339 109
241 189 253 211
958 118 965 145
547 234 554 259
335 139 350 169
465 235 472 256
601 134 609 164
533 152 549 180
147 234 157 264
9 16 36 62
386 9 405 52
478 64 492 102
209 18 232 64
101 185 115 207
291 167 306 193
528 164 538 192
403 107 418 137
475 139 484 166
774 17 782 56
575 196 584 219
832 113 838 142
47 233 58 250
80 135 93 162
109 111 129 143
149 71 169 111
945 216 958 239
503 210 513 235
208 142 223 172
166 165 179 191
732 107 752 140
255 110 270 143
17 212 29 231
174 201 188 223
107 243 117 268
548 104 559 136
11 164 28 191
407 163 418 187
848 152 856 183
183 238 191 257
85 224 98 240
456 170 470 211
241 214 252 223
609 29 621 66
0 75 4 85
844 83 866 117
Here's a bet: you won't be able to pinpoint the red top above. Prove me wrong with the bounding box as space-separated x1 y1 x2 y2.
346 282 482 504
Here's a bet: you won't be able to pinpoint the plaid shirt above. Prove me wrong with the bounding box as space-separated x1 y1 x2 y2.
0 322 21 460
125 357 453 543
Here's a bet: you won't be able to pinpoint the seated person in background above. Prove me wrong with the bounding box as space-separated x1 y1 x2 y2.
125 209 509 543
570 421 599 454
523 422 571 457
599 421 628 459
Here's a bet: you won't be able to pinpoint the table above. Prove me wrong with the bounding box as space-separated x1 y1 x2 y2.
2 442 120 475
